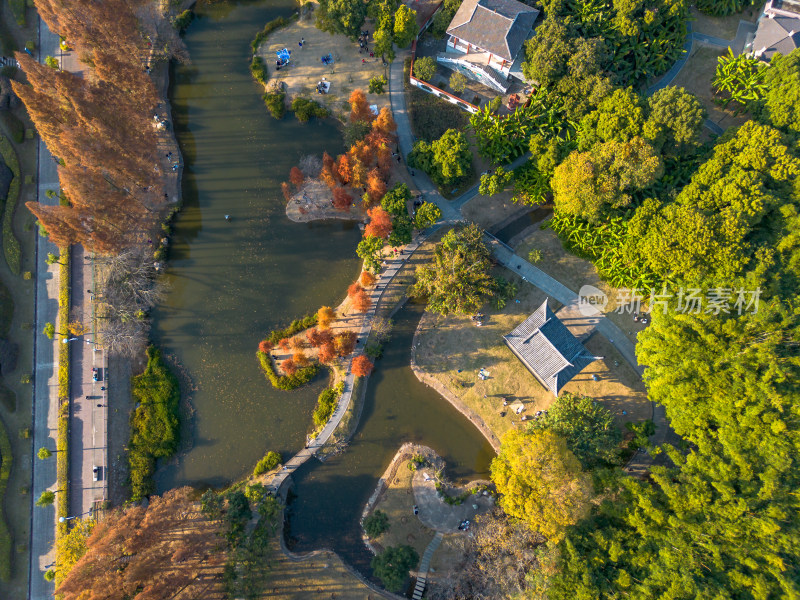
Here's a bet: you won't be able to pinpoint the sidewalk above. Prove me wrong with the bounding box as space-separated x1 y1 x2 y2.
29 17 62 600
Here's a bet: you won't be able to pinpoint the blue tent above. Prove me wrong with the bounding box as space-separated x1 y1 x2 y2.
276 48 291 65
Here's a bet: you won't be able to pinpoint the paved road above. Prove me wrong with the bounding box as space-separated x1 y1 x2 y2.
29 17 62 600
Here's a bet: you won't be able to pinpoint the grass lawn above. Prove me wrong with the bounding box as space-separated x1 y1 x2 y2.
414 266 651 441
461 190 528 231
689 5 760 40
266 536 378 599
368 458 436 559
671 45 750 131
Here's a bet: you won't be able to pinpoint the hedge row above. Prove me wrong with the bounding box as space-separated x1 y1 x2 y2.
9 0 25 27
55 247 70 584
0 135 21 275
257 351 319 390
312 382 344 431
250 56 267 86
265 313 317 345
0 416 12 580
250 14 297 53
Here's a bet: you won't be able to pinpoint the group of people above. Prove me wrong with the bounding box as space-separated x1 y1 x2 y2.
357 30 370 53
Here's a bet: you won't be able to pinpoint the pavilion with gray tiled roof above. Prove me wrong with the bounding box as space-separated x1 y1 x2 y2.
751 14 800 61
503 299 601 396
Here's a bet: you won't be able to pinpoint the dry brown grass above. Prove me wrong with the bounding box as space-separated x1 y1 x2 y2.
266 538 378 599
414 267 651 439
259 6 390 118
461 190 527 230
370 459 436 558
689 5 760 40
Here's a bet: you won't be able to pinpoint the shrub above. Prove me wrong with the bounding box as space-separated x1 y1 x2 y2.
250 55 268 85
56 249 70 539
43 322 54 339
173 9 194 32
412 56 435 81
449 72 467 93
371 545 419 592
0 417 12 580
312 382 344 429
128 346 180 501
363 509 390 538
45 56 58 69
257 351 320 390
250 15 297 53
0 135 22 275
368 74 387 94
36 490 55 506
253 451 281 476
266 314 318 344
9 0 25 26
291 97 328 122
37 447 52 460
528 249 543 264
263 91 286 119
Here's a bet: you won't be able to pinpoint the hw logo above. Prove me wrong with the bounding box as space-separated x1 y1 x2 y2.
578 285 607 316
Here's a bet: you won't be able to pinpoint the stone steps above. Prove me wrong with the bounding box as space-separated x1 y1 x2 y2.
412 532 443 600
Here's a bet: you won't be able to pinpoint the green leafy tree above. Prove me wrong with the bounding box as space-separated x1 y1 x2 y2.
387 214 413 246
552 137 663 222
373 27 396 62
712 47 767 113
36 490 55 507
371 545 419 592
409 129 472 187
479 166 512 196
316 0 367 38
644 86 707 157
357 234 385 273
392 5 419 48
253 451 281 476
521 17 573 87
430 0 462 38
579 87 645 148
55 517 95 583
449 71 468 93
756 48 800 140
43 322 55 339
491 429 591 542
528 393 620 469
631 121 800 290
363 509 390 538
368 74 388 94
411 223 497 316
696 0 758 16
380 183 412 216
414 201 441 229
37 447 52 460
412 56 436 81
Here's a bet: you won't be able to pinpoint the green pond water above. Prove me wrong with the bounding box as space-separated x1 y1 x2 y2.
154 0 493 569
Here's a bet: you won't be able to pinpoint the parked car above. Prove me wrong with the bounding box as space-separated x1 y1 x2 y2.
92 465 100 482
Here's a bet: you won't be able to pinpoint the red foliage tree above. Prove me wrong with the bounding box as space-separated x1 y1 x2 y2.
351 289 372 313
281 181 293 202
281 358 297 376
348 281 363 298
366 168 387 203
351 355 374 377
349 89 374 123
317 342 336 364
377 145 393 177
332 187 353 211
258 340 273 353
322 151 336 173
334 331 358 357
306 327 333 347
278 338 291 352
289 336 305 350
289 166 305 188
359 271 376 287
365 206 392 239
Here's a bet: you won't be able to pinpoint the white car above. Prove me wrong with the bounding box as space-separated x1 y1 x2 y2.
92 466 100 482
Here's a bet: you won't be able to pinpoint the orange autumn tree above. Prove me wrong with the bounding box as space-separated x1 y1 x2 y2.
348 281 363 298
349 89 374 123
336 154 353 184
359 271 376 286
318 342 336 364
351 289 372 313
334 331 358 356
352 355 374 377
293 350 309 366
281 358 297 375
373 106 397 136
317 306 336 329
365 206 392 239
366 168 387 203
258 340 273 353
278 338 291 352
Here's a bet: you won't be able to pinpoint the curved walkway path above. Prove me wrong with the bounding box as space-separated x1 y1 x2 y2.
267 231 433 496
387 51 670 474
